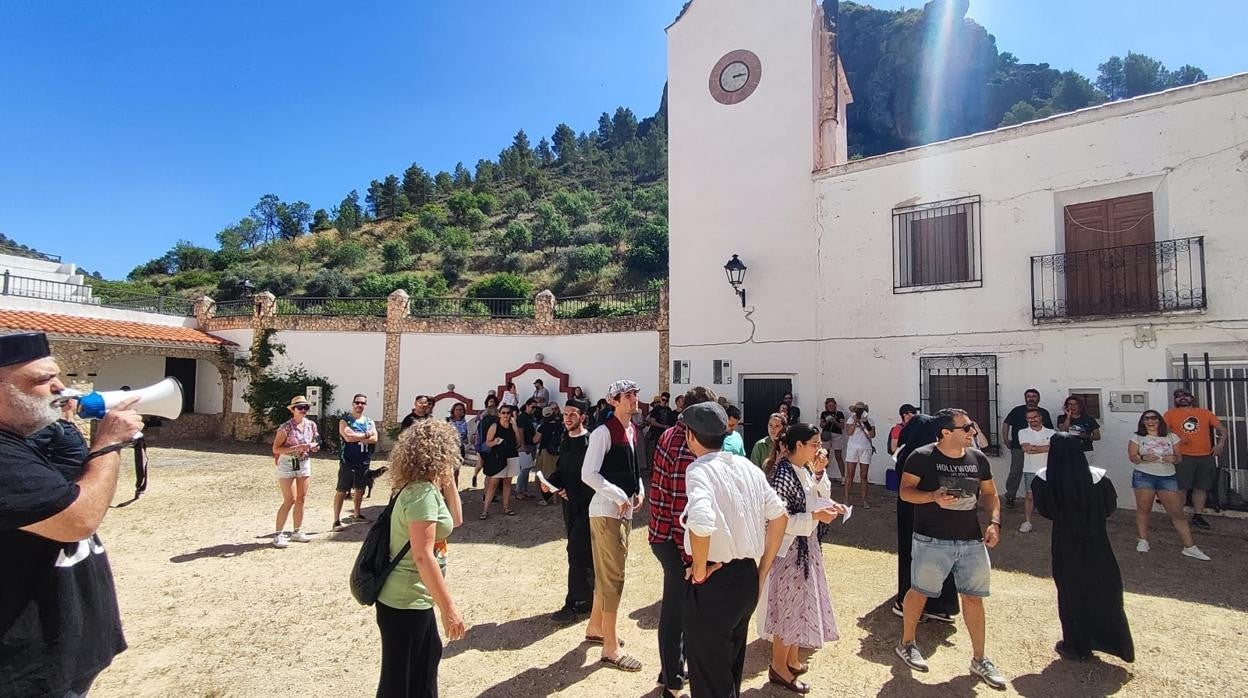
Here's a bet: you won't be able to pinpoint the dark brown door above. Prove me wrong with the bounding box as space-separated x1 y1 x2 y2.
1063 193 1157 316
742 377 791 450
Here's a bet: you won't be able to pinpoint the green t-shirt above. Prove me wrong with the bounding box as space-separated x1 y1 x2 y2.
749 436 774 468
377 481 453 610
722 431 746 458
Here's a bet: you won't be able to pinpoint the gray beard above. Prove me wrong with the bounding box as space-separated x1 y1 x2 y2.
1 385 62 436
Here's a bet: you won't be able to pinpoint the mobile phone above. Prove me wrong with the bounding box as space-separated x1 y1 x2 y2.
943 488 967 498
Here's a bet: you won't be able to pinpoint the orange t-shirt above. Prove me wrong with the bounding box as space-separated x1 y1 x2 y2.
1164 407 1222 456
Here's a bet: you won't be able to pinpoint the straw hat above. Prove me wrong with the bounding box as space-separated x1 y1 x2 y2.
287 395 311 410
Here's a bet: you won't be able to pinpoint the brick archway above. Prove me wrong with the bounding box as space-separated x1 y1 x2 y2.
429 390 478 416
497 360 580 405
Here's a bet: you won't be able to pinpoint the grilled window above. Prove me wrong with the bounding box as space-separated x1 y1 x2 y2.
893 196 982 292
919 354 999 454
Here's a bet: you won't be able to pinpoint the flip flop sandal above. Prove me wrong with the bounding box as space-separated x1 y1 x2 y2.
504 509 517 516
600 654 642 672
478 512 489 520
584 636 624 647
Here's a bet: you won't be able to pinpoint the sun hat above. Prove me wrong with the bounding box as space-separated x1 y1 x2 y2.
287 395 311 409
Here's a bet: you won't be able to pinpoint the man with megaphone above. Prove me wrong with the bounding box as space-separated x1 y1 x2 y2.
0 332 144 696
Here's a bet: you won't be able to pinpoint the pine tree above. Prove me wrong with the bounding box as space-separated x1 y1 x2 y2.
536 137 554 166
552 123 577 164
402 164 435 207
452 161 473 188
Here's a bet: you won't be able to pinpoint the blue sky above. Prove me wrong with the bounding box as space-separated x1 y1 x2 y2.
2 1 1245 279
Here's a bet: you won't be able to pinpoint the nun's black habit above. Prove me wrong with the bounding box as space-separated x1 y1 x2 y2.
1032 434 1134 662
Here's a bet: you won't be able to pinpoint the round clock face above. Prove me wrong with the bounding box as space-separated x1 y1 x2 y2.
708 50 762 105
719 61 750 92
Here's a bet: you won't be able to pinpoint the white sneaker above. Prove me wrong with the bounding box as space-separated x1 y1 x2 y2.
1136 539 1150 553
1018 521 1033 533
1181 545 1210 561
273 533 290 549
290 530 311 543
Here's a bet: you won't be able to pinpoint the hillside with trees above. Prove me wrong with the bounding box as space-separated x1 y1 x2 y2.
92 0 1207 303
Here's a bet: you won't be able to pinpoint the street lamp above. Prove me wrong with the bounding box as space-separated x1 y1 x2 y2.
723 254 747 307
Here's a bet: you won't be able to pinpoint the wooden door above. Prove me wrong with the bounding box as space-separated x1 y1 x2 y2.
1063 193 1157 316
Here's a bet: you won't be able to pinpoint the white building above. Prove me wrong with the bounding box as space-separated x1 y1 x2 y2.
667 0 1248 506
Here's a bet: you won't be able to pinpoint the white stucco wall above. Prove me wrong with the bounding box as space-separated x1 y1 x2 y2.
667 0 821 352
803 77 1248 502
667 3 1248 508
266 331 386 416
93 354 166 392
397 332 660 417
195 358 224 414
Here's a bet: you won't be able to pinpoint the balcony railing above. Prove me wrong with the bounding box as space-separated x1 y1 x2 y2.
212 299 254 317
1031 236 1206 322
555 289 661 318
0 271 194 316
274 297 388 316
409 297 533 319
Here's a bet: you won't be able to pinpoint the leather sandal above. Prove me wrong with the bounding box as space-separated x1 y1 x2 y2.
600 653 642 672
768 666 811 694
789 662 809 677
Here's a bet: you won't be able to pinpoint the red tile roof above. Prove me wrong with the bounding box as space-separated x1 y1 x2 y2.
0 310 232 348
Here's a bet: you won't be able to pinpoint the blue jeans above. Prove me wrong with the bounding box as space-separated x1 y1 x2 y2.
911 534 991 598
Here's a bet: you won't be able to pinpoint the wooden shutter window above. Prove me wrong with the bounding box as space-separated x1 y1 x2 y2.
910 211 969 286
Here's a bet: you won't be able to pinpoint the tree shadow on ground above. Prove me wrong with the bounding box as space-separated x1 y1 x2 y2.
473 644 601 698
822 491 1248 610
444 612 565 659
1012 656 1133 697
169 542 273 563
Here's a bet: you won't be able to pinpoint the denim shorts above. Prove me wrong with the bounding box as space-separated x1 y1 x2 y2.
1131 469 1179 492
1022 472 1037 494
911 533 991 598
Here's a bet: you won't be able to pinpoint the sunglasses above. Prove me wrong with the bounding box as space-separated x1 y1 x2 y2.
293 405 310 411
353 401 367 406
952 424 977 433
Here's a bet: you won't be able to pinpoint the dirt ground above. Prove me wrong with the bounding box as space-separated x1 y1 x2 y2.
90 443 1247 697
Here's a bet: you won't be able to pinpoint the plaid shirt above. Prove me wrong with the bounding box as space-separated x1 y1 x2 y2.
647 423 695 554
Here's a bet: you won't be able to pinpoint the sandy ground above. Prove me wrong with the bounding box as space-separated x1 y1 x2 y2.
89 443 1247 698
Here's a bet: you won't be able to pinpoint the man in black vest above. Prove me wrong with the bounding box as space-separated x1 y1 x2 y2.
0 332 143 696
581 378 644 672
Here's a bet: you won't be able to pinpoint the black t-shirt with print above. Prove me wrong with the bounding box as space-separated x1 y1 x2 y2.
1003 405 1053 449
1058 414 1100 452
903 443 994 541
0 430 126 696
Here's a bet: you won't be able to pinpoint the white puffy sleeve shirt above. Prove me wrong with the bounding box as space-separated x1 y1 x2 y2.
681 451 787 563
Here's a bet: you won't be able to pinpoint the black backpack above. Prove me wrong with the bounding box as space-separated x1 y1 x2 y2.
349 488 411 606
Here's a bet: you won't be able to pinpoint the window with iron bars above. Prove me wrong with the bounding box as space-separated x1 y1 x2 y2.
893 195 983 292
919 354 999 454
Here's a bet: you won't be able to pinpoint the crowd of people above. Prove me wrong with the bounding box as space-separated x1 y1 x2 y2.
0 327 1233 697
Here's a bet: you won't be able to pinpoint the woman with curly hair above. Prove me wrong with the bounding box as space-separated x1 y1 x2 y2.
762 423 846 694
376 418 466 698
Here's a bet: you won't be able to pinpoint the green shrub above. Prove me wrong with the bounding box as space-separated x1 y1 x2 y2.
242 365 336 429
467 272 533 300
404 226 437 256
328 241 368 268
566 243 611 278
306 268 352 298
464 208 489 232
439 226 474 253
381 239 414 273
170 270 219 290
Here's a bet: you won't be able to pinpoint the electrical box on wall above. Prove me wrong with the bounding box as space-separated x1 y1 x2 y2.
713 359 733 384
1109 391 1149 412
305 386 322 417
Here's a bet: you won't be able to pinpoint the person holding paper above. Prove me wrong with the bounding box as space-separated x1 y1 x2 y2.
761 423 846 694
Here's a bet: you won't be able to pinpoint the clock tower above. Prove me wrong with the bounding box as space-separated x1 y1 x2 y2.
666 1 851 391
